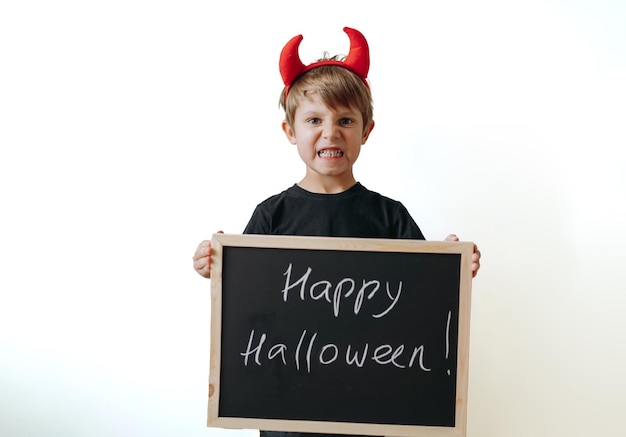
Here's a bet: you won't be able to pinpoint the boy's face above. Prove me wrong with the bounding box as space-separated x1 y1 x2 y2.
282 93 374 190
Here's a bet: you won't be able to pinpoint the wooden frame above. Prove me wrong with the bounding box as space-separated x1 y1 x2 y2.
208 234 473 437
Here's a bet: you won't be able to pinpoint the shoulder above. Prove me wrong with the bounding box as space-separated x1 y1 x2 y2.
354 183 404 206
357 184 425 240
254 184 302 208
244 185 301 230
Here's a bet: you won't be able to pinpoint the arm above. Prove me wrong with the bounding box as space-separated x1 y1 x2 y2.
444 234 481 278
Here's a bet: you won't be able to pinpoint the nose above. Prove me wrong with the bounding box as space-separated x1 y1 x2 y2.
322 123 339 139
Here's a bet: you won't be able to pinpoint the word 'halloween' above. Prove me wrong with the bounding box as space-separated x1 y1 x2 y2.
280 263 402 318
241 329 432 373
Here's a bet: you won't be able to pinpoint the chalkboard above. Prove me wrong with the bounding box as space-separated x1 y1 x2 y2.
208 234 473 437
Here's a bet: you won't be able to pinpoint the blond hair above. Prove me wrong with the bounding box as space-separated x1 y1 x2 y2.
279 63 373 134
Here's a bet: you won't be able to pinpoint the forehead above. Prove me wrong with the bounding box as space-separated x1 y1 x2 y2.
295 94 361 117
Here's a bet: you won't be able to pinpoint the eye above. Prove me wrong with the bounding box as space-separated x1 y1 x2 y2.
307 117 321 125
339 118 354 126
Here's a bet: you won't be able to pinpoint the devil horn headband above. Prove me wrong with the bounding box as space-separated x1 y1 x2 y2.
279 27 370 96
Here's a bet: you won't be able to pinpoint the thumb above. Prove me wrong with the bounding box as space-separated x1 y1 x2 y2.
444 234 459 242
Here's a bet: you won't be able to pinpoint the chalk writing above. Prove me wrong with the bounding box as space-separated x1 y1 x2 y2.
240 329 432 373
280 263 402 318
235 262 449 374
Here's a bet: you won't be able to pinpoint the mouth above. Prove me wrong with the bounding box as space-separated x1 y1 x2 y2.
318 149 344 158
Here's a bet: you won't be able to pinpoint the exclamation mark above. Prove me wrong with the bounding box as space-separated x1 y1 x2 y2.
445 310 451 376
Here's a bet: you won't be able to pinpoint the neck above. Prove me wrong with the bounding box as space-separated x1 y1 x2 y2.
297 175 357 194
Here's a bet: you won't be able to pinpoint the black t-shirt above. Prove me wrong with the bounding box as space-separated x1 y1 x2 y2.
244 183 425 240
245 183 424 437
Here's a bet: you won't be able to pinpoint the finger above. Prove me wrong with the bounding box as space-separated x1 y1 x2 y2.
469 243 478 277
471 257 480 278
193 255 211 278
193 253 209 270
444 234 459 242
472 247 481 264
193 240 210 261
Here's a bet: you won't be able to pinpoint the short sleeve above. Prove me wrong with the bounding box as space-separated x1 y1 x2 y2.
243 205 271 235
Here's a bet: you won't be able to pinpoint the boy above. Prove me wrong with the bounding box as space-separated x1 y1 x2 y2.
193 27 480 279
193 27 480 436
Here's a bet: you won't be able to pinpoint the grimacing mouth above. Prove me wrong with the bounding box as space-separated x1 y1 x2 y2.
318 149 344 158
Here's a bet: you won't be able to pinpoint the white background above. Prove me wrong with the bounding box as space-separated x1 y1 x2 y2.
1 1 625 436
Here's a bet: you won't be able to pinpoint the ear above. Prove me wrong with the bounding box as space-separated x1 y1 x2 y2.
282 120 297 144
361 120 375 144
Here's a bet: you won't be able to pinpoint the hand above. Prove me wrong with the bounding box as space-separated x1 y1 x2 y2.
444 234 481 278
192 231 223 279
192 240 212 278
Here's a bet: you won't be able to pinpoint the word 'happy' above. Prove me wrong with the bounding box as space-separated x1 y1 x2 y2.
280 263 402 318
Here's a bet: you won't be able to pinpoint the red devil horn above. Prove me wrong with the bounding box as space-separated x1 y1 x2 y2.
279 34 306 86
342 27 370 81
279 27 370 92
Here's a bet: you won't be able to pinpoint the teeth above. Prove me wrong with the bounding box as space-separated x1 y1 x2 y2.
319 150 343 158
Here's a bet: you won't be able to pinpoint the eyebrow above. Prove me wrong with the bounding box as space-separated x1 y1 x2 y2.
331 107 361 118
299 108 360 118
